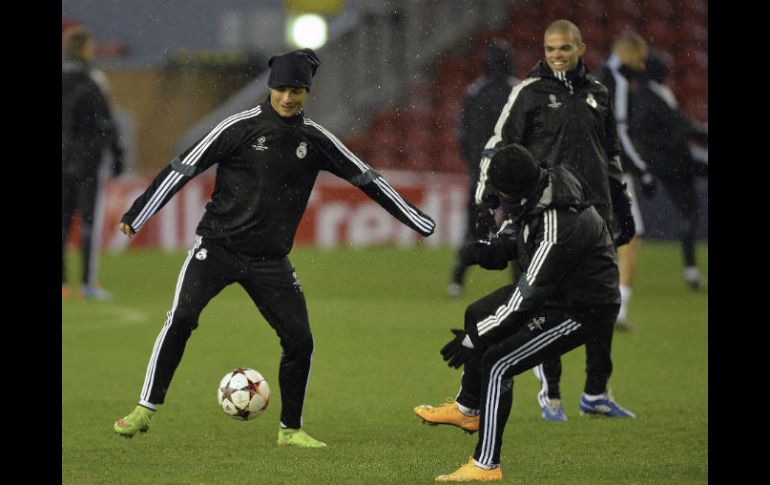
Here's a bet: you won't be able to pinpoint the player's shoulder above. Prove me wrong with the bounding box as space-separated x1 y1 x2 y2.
584 74 610 95
514 77 554 99
219 106 266 131
302 117 337 142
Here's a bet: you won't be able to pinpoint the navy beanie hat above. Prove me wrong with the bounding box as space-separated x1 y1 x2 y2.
487 143 542 197
267 48 321 90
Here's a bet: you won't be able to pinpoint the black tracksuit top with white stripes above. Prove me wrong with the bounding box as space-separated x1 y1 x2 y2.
122 97 435 257
468 166 620 347
476 60 623 224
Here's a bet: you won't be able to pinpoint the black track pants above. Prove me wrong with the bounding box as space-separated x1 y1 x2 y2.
137 237 313 429
454 286 616 466
62 172 100 285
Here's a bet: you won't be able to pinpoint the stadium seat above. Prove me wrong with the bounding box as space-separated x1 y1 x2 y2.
644 0 676 18
675 48 708 72
679 98 708 125
540 0 575 21
579 19 611 48
506 2 543 27
606 0 643 20
675 0 708 22
643 22 679 51
570 0 607 24
676 20 708 48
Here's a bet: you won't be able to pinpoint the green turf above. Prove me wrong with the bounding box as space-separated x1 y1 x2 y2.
62 241 707 484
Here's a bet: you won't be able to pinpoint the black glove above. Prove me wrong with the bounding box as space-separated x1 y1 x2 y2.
639 171 657 198
460 240 493 266
440 329 475 369
609 177 636 247
473 193 500 239
474 208 496 239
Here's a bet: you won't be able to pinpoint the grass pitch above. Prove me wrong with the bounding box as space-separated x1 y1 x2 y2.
62 241 707 484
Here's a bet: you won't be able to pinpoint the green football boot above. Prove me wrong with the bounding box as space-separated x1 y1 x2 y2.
113 405 154 438
277 428 327 448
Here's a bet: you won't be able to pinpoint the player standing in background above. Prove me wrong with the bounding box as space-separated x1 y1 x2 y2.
448 40 520 299
62 25 125 301
112 48 436 447
593 32 656 330
629 50 708 290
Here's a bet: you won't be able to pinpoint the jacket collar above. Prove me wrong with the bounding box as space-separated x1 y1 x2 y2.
528 59 589 86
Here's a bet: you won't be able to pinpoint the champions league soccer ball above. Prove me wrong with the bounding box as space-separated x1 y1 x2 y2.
217 368 270 420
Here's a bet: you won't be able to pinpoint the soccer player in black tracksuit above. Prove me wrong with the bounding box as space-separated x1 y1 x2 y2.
629 50 708 291
112 48 436 446
414 143 621 481
465 20 636 426
62 26 124 301
594 32 656 330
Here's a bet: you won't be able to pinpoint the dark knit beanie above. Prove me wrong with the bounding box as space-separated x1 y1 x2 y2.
267 48 321 90
487 143 542 197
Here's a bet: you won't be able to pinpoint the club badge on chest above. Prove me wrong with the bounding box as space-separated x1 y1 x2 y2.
296 141 308 159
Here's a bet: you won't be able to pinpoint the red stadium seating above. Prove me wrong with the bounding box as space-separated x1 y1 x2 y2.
350 1 707 173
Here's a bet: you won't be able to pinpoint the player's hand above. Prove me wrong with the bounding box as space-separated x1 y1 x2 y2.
474 208 497 239
609 178 636 247
119 222 135 237
460 240 493 266
639 172 657 198
473 193 500 239
440 329 475 369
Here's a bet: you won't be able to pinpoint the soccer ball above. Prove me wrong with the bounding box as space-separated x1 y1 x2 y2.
217 368 270 420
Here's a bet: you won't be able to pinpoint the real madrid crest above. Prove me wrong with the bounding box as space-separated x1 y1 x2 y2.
586 93 597 109
296 141 308 159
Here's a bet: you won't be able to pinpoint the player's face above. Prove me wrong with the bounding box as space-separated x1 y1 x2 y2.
543 31 585 73
270 86 308 117
616 44 649 72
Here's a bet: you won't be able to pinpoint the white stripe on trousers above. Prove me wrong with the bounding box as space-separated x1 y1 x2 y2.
478 319 581 465
533 364 550 408
86 162 110 285
139 236 203 405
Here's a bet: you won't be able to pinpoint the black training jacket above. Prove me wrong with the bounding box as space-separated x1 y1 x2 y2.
475 60 623 223
467 165 620 347
62 58 119 175
629 78 708 183
458 74 520 178
122 97 435 257
593 56 650 176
